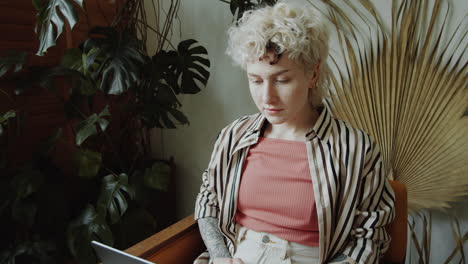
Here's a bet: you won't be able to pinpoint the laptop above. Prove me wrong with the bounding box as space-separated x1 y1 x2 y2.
91 240 156 264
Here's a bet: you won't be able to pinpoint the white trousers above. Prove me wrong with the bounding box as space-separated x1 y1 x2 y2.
233 224 320 264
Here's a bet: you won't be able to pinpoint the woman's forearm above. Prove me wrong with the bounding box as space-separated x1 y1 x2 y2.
198 217 231 259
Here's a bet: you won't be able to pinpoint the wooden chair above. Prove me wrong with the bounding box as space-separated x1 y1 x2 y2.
126 180 407 264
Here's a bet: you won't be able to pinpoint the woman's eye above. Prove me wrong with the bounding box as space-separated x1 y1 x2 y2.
250 79 263 84
275 79 289 83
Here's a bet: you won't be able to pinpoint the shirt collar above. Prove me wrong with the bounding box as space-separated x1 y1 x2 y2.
239 103 334 150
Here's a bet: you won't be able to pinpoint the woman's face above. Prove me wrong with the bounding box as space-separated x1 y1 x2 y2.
246 53 317 127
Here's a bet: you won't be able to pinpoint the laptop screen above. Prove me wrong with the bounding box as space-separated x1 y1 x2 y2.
91 241 155 264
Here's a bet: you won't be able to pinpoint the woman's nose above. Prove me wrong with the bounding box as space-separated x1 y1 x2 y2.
262 82 277 104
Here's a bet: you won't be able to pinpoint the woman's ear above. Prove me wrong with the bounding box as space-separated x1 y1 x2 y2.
308 61 321 89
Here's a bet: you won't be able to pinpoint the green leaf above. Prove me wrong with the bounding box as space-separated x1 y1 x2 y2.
0 110 16 123
11 163 44 199
229 0 256 21
75 106 110 145
34 0 82 56
13 65 51 95
67 204 113 264
97 173 135 224
0 51 27 77
61 49 99 95
62 47 101 78
173 39 210 94
136 81 180 129
9 164 44 227
61 48 83 70
160 112 176 129
97 105 110 131
38 128 62 155
0 239 56 264
40 66 89 92
72 148 102 178
169 108 189 125
0 110 16 135
83 27 146 95
75 115 98 145
143 161 171 191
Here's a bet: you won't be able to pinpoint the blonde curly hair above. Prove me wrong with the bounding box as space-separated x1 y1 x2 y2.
226 0 331 108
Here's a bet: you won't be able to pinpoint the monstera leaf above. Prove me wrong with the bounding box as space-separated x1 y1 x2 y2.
0 51 27 77
226 0 277 20
72 148 102 178
171 39 210 94
74 106 110 146
0 110 16 136
33 0 83 56
137 81 189 129
9 164 44 227
143 161 171 191
83 27 146 95
67 205 113 264
229 0 256 20
137 39 209 128
96 173 135 224
0 239 56 264
61 47 101 77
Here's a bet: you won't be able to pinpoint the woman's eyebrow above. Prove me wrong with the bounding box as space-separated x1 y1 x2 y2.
247 69 291 77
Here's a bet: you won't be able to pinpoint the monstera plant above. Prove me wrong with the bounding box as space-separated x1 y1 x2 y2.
0 0 209 263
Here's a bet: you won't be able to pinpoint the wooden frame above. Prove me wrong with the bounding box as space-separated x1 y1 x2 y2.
125 214 205 264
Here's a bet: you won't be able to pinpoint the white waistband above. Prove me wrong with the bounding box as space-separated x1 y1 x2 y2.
235 223 319 251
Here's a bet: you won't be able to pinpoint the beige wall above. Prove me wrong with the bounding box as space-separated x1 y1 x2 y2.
148 1 467 263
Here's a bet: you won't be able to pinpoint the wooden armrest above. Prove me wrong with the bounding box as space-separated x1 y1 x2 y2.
383 180 407 264
125 214 206 264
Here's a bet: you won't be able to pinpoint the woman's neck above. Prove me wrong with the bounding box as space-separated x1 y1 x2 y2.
262 107 320 141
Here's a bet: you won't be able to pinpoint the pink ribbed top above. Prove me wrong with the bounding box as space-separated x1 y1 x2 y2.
235 137 319 247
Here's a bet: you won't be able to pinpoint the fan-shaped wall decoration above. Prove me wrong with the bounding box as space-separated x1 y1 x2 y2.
314 0 468 211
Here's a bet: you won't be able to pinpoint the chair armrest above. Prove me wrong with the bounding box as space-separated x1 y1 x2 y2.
383 180 408 264
126 214 206 264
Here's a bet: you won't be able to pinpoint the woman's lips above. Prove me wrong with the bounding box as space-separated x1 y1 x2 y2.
264 108 283 114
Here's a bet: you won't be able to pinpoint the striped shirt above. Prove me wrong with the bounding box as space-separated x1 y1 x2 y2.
194 104 396 264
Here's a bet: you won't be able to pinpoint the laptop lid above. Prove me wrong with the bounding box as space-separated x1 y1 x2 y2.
91 240 155 264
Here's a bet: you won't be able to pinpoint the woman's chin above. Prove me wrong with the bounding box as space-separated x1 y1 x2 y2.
264 115 286 125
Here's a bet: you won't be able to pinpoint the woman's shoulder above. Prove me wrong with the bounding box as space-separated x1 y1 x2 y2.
330 116 374 149
213 113 263 148
219 112 263 135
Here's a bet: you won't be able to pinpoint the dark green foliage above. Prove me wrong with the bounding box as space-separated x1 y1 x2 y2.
0 1 211 263
33 0 84 56
227 0 278 21
0 51 27 78
83 27 146 95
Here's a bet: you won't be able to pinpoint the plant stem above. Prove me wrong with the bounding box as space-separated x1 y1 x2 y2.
133 18 177 51
0 88 15 103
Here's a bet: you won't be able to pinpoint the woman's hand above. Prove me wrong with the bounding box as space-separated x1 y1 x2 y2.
213 257 245 264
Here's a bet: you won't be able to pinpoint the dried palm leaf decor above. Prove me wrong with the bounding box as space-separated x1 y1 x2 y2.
312 0 468 211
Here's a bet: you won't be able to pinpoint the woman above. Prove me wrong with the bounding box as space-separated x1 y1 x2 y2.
194 1 395 264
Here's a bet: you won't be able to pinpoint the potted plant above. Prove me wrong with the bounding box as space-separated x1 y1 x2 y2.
0 0 210 263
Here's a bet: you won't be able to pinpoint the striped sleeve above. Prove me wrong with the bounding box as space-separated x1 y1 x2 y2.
194 130 224 220
341 135 396 264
